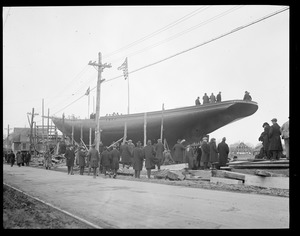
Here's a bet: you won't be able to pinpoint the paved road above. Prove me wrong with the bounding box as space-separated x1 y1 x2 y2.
3 165 289 228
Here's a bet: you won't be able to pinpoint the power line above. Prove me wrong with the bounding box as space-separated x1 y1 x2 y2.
109 5 243 64
103 6 210 59
50 6 289 116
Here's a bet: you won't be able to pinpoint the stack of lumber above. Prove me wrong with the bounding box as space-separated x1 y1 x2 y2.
211 169 289 189
117 167 134 176
227 159 289 169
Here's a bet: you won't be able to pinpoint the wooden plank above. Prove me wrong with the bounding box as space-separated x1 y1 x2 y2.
186 169 212 179
244 175 289 189
229 164 289 169
211 169 245 181
254 170 286 177
210 177 243 185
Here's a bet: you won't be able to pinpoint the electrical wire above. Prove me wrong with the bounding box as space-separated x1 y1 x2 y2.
49 6 289 116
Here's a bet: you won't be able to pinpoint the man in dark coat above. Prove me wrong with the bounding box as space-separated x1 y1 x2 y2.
133 141 144 178
25 151 31 166
9 151 15 167
87 144 100 178
216 92 222 102
78 147 86 175
120 141 132 168
65 145 75 175
268 118 283 160
154 139 164 170
143 140 156 179
209 138 218 168
217 137 229 167
110 145 120 178
201 137 210 170
196 144 202 169
16 151 23 167
101 147 112 177
259 122 271 159
172 139 185 164
202 93 209 104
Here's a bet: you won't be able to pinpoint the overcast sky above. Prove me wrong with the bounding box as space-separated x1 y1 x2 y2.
3 5 289 146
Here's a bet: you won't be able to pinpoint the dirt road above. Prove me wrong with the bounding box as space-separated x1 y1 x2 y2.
3 164 289 228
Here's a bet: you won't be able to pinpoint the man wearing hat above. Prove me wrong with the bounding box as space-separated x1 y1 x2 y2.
133 141 144 178
65 145 75 175
78 146 86 175
87 144 100 178
172 139 185 164
200 137 210 170
259 122 271 159
269 118 283 160
155 139 165 170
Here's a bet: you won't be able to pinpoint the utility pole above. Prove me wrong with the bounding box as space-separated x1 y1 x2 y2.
27 108 39 154
88 52 111 151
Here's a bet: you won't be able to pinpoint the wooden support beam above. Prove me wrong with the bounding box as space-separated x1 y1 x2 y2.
210 177 243 185
89 127 92 148
211 169 245 181
244 175 289 189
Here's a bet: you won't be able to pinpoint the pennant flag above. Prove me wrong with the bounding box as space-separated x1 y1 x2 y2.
85 87 90 96
117 57 128 80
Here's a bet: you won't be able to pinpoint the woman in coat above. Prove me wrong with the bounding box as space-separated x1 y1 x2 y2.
65 145 75 175
110 145 120 178
172 139 185 164
143 140 156 179
78 147 86 175
209 138 219 168
87 144 100 178
120 142 131 168
201 137 210 170
185 145 195 169
133 141 144 178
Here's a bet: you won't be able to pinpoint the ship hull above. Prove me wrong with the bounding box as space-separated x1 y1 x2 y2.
51 100 258 147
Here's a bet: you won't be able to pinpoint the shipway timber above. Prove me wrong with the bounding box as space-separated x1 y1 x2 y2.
51 100 258 147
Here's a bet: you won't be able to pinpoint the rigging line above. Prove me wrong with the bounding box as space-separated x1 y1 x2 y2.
52 6 289 114
51 94 86 116
109 5 243 64
104 6 289 83
3 7 11 29
103 6 210 59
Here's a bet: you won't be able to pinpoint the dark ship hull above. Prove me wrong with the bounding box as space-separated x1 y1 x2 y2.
51 100 258 147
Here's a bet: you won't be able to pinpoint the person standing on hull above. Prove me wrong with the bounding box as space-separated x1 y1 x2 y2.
87 144 100 178
78 146 86 175
280 118 289 160
110 145 121 178
195 96 201 106
172 139 185 164
155 139 164 170
133 141 144 178
243 91 252 101
65 145 75 175
268 118 283 161
217 137 229 168
101 146 112 177
202 93 209 104
216 92 222 102
210 93 216 103
200 137 210 170
143 140 156 179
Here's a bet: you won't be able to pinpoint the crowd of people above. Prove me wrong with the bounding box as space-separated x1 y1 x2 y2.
4 150 31 167
258 117 289 160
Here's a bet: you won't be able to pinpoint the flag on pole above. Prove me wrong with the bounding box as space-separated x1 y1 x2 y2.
85 87 90 96
118 57 128 80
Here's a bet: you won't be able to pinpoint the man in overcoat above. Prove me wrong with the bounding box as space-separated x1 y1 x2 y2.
44 150 52 170
87 144 100 178
268 118 283 160
9 151 15 167
209 138 218 169
133 141 144 178
78 146 86 175
110 145 120 178
172 139 185 164
216 92 222 102
201 137 210 170
155 139 164 170
202 93 209 104
143 140 156 179
195 97 201 105
65 145 75 175
16 151 23 167
210 93 216 103
120 141 131 168
217 137 229 168
101 146 112 177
